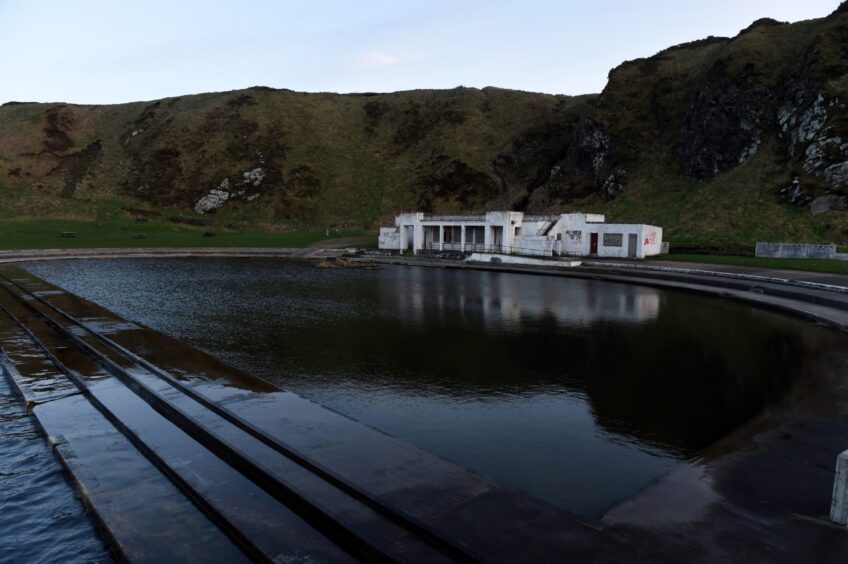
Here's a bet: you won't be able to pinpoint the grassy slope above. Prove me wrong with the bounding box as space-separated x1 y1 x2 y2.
1 7 846 249
0 88 591 231
600 140 839 244
656 254 848 275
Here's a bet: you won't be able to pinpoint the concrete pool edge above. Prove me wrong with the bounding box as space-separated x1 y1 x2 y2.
0 247 308 263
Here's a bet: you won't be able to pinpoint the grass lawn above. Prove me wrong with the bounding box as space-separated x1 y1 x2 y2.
657 254 848 275
0 219 373 250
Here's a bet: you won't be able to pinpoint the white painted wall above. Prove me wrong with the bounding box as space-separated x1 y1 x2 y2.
378 227 401 250
466 253 581 268
378 211 663 259
513 235 554 256
641 225 663 257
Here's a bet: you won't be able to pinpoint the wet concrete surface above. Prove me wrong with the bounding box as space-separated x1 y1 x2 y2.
0 356 111 563
2 262 848 562
0 266 603 562
599 342 848 562
630 259 848 289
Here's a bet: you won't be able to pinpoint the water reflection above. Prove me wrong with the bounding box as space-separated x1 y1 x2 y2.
383 267 660 329
22 259 823 517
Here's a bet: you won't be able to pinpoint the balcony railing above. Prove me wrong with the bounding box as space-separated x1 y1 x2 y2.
421 215 486 222
421 243 582 260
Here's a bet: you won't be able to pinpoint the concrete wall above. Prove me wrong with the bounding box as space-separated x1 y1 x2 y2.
513 235 555 256
484 211 523 251
466 253 581 268
378 227 401 250
551 216 663 259
756 242 837 259
641 225 663 258
593 224 643 259
518 220 550 237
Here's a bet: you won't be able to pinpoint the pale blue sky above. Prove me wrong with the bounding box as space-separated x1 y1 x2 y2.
0 0 841 104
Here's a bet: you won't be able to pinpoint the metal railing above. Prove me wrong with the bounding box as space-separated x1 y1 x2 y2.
421 215 486 222
523 214 561 222
419 244 582 261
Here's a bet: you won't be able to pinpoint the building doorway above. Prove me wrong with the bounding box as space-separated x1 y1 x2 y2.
627 233 637 258
491 226 504 252
590 233 598 255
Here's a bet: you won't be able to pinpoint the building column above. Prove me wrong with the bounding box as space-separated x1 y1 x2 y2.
412 227 417 255
460 225 466 252
439 225 444 251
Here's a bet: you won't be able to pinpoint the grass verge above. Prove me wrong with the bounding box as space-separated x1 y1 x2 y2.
0 219 373 250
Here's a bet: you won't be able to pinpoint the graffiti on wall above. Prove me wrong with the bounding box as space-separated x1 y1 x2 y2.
643 231 657 246
565 230 582 242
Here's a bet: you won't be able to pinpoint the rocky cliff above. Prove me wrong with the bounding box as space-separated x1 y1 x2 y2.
1 2 847 244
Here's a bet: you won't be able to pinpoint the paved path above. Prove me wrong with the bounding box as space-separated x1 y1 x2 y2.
585 258 848 290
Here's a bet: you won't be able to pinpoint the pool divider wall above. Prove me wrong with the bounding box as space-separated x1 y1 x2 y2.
832 450 848 526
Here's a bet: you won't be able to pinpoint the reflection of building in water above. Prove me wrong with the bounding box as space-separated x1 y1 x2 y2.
383 268 660 329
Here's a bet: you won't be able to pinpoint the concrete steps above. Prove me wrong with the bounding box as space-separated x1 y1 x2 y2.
0 266 606 562
0 319 248 563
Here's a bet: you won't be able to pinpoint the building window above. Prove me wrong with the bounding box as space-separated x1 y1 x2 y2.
515 226 521 236
603 233 623 247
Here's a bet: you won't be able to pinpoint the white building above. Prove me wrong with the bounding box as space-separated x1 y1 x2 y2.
378 211 663 259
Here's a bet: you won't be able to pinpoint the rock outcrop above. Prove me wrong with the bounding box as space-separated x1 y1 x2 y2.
678 63 774 180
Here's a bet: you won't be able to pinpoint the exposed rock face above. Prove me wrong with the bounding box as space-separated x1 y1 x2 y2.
678 64 774 180
43 106 75 152
778 177 812 206
779 88 848 189
810 193 848 215
194 168 266 214
779 90 830 157
600 170 626 199
242 167 265 186
573 119 611 178
195 178 232 214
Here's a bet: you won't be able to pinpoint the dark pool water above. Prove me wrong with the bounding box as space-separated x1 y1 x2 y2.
0 370 110 562
23 258 825 518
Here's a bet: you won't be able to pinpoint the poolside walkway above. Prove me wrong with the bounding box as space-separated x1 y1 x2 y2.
584 257 848 290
